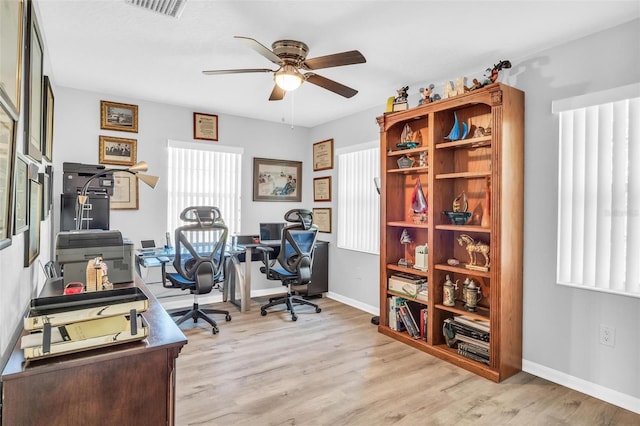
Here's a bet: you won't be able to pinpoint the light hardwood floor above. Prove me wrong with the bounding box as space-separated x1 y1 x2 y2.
174 297 639 425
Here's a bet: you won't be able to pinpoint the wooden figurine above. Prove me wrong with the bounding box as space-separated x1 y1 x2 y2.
457 234 490 272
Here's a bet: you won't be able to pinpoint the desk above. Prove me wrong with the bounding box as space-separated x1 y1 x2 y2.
134 243 278 313
1 277 187 425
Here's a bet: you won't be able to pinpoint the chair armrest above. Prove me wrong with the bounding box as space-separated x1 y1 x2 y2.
255 245 275 274
158 256 174 288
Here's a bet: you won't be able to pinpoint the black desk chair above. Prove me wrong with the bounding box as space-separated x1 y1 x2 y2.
257 209 321 321
161 206 231 334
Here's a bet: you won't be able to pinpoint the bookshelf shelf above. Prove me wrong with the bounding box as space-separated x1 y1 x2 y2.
377 83 524 382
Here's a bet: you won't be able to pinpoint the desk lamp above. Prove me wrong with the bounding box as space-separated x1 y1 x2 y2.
76 161 159 230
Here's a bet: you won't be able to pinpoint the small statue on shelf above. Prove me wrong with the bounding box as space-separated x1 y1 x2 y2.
392 86 409 112
418 84 434 105
457 234 490 272
485 60 512 84
398 229 413 267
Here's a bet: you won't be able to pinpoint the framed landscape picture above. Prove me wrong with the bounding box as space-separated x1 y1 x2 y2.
100 100 138 133
253 157 302 202
99 135 137 166
43 75 54 161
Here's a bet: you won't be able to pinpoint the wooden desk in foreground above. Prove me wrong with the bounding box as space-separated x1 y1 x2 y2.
1 277 187 426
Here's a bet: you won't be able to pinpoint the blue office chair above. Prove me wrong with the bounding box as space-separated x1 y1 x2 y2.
161 206 231 334
257 209 322 321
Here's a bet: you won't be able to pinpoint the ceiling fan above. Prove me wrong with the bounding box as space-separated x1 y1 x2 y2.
202 36 366 101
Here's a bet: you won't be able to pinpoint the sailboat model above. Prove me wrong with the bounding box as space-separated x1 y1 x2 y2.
410 178 428 223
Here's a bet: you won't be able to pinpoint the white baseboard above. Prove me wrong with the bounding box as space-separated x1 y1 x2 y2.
326 292 378 316
522 360 640 414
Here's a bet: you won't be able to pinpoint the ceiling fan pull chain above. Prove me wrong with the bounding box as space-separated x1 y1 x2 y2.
290 91 295 129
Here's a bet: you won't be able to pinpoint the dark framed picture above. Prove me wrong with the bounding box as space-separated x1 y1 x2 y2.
25 2 44 161
313 176 332 202
99 135 137 166
0 103 17 249
253 157 302 202
193 112 218 141
313 139 333 171
24 178 41 266
13 154 28 235
111 171 138 210
0 0 24 116
38 170 50 219
100 100 138 133
312 208 332 233
43 75 54 161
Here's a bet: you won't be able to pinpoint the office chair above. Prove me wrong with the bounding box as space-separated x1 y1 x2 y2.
257 209 322 321
161 206 231 334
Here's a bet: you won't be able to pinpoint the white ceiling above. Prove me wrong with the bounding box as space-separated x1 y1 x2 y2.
36 0 639 128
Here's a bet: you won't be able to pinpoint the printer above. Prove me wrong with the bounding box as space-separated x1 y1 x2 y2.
56 230 133 286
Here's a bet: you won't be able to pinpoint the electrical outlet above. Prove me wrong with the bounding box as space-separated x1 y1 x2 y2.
599 324 615 347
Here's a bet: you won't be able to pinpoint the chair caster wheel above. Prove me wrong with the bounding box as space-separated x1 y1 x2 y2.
260 309 267 316
212 327 219 335
291 314 298 321
225 314 232 321
316 307 322 313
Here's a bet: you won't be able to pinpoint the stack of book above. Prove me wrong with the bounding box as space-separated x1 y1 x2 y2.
444 316 490 365
388 296 427 340
21 288 149 360
388 273 427 301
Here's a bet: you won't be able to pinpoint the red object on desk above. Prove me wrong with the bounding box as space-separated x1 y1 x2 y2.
63 281 84 295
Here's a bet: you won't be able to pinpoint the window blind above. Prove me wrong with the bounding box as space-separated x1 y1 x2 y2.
167 140 242 236
337 142 380 254
554 84 640 297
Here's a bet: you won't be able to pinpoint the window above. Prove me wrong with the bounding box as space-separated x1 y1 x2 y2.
553 83 639 297
167 140 243 236
336 142 380 254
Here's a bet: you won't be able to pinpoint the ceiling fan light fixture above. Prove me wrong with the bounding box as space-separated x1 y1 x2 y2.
274 65 303 91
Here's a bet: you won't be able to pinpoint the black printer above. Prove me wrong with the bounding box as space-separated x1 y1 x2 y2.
56 230 133 286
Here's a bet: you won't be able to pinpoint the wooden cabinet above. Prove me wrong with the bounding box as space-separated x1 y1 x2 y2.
1 278 187 425
376 83 524 382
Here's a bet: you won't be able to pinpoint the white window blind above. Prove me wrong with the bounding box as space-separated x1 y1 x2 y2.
167 140 243 236
553 83 640 297
337 142 380 254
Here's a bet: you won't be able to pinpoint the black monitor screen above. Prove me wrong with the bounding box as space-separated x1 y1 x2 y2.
259 223 286 241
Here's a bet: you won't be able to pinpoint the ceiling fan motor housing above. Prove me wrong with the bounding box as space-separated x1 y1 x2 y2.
272 40 309 65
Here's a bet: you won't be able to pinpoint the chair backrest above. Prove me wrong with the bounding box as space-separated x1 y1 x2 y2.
172 206 228 293
276 209 318 284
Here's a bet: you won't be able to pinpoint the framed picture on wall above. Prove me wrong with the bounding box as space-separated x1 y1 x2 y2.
42 75 54 161
25 2 44 161
253 157 302 202
193 112 218 141
100 100 138 133
313 176 331 202
313 139 333 171
0 0 24 116
0 103 17 249
312 208 332 233
99 135 137 166
13 154 28 235
24 178 41 266
111 171 138 210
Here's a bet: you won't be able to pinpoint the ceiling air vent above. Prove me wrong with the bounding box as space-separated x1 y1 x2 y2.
124 0 187 18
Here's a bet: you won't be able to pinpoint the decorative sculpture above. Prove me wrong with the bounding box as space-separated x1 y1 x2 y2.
392 86 409 111
398 229 413 267
485 60 512 84
457 234 490 271
410 178 427 224
445 112 468 141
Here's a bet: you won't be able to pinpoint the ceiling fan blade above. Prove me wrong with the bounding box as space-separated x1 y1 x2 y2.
302 50 366 70
305 73 358 98
234 36 282 65
269 84 285 101
202 68 274 75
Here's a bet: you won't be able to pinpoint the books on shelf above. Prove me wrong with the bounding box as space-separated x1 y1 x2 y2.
443 316 491 364
398 303 420 338
388 272 427 301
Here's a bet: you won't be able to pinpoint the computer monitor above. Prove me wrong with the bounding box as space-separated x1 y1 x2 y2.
259 223 286 243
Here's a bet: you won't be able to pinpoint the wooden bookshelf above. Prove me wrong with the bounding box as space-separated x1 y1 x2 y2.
376 83 524 382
